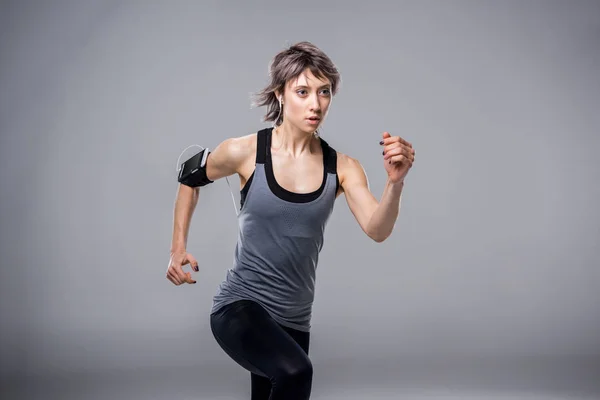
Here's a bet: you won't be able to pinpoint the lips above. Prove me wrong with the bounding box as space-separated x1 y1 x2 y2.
307 116 321 121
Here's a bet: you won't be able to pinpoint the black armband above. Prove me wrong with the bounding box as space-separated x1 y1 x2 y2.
177 148 214 187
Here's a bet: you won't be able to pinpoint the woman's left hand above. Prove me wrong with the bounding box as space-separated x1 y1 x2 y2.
380 131 415 184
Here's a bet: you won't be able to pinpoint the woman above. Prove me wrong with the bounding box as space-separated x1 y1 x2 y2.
166 41 415 399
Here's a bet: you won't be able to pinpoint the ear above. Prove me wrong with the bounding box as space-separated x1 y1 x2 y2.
274 88 285 103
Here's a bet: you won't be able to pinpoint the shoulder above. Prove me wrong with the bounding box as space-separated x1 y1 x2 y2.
317 138 367 188
336 151 361 169
212 131 260 165
334 151 368 193
219 132 257 154
205 131 259 181
318 138 361 170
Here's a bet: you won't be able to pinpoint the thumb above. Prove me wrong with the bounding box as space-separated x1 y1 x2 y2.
187 253 199 272
382 131 391 139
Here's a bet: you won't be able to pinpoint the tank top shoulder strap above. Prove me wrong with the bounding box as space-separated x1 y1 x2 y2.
255 127 270 165
319 137 337 175
319 136 339 194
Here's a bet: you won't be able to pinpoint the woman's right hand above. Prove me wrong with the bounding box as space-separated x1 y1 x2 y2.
166 251 199 285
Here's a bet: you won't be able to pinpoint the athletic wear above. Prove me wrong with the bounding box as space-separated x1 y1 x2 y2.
210 299 312 400
210 127 339 332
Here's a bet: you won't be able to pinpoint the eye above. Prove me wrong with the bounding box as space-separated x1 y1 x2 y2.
296 88 331 97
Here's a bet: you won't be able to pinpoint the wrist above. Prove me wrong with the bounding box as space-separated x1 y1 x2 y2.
387 177 404 191
170 246 186 254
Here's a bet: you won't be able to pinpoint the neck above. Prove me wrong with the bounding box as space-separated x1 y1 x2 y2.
272 121 318 158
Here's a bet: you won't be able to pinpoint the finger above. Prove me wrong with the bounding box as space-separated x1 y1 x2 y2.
382 141 402 155
167 269 181 285
381 135 412 148
384 146 414 161
186 253 199 272
389 155 412 166
173 264 187 283
379 131 391 145
389 154 413 167
168 268 182 285
184 272 197 284
166 272 180 286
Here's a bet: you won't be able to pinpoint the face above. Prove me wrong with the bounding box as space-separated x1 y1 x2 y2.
278 68 332 133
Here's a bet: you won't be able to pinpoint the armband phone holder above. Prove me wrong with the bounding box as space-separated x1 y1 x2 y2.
175 144 239 216
176 146 213 187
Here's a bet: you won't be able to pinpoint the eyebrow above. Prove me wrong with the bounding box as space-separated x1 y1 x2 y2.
293 84 331 89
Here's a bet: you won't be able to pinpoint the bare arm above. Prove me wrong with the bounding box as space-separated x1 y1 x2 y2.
339 154 404 243
170 136 252 252
170 183 200 253
166 136 253 286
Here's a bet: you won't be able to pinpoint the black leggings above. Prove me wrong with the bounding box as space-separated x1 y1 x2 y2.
210 299 312 400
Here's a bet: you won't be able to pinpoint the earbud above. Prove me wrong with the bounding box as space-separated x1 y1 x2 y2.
274 95 284 127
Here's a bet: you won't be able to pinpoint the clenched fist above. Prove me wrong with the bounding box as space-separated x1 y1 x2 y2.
380 131 415 184
166 251 199 285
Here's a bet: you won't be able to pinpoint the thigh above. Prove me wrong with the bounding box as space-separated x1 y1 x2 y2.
282 324 310 354
250 324 310 399
210 299 311 379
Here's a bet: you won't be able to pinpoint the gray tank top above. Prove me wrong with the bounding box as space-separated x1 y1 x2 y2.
210 127 339 332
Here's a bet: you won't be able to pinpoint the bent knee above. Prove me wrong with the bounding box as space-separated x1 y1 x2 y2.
273 359 313 384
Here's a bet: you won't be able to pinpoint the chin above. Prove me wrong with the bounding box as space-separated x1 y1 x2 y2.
290 122 317 135
303 121 322 133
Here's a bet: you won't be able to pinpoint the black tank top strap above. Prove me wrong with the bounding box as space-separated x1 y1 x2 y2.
319 137 337 175
256 127 270 165
319 137 340 195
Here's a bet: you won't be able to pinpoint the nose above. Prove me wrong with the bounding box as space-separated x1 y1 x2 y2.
309 93 321 112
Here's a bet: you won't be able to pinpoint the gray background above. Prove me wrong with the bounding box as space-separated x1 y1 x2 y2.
1 0 599 398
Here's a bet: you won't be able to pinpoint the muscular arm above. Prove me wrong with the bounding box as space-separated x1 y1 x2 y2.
339 154 404 243
171 183 200 253
170 136 253 252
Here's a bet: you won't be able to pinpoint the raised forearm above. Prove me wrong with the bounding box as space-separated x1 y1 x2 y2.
366 178 404 242
171 184 200 253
